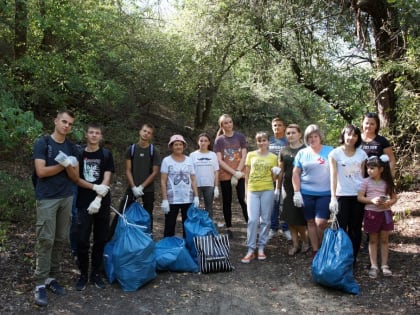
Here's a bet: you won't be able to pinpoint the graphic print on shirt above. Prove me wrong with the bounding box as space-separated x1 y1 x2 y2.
224 148 241 163
83 158 101 183
168 164 192 203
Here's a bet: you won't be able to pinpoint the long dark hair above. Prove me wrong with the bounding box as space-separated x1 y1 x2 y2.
339 124 362 147
366 156 396 196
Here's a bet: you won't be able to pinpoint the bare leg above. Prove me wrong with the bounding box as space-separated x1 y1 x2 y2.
369 233 379 267
306 219 319 251
289 225 299 249
315 218 328 247
379 230 390 266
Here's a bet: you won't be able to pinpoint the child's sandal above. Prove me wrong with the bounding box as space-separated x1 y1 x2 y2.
381 265 393 277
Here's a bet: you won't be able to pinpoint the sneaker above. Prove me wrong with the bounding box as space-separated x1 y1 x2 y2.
381 265 392 277
227 229 234 240
282 230 292 241
257 252 267 261
268 229 278 240
301 241 310 253
241 252 255 264
34 286 48 306
76 275 88 291
90 273 106 289
368 266 379 278
46 279 66 296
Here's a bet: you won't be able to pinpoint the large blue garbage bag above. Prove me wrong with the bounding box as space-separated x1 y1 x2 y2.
103 240 116 283
155 236 198 273
311 226 360 295
114 202 151 240
184 205 218 261
112 219 156 292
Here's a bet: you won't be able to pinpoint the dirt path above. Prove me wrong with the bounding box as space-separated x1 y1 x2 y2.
1 192 419 314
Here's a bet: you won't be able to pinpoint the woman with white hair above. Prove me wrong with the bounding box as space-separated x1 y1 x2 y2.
292 124 333 258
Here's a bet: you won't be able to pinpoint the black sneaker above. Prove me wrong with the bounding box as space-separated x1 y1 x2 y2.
75 275 88 291
34 286 48 306
90 273 106 289
46 279 67 296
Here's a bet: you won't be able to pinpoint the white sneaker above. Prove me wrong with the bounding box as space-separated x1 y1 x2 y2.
268 229 278 240
217 222 225 228
283 230 292 241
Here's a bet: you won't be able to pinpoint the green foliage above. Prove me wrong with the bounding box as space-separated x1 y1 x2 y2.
0 171 35 223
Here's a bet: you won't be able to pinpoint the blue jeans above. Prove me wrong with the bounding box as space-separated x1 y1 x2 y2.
70 184 78 255
198 186 214 218
270 190 289 232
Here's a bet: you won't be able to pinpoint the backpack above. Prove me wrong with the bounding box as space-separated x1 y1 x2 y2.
129 143 154 173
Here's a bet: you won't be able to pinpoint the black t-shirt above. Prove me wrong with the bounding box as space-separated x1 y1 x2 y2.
76 148 115 209
33 135 78 200
360 135 391 157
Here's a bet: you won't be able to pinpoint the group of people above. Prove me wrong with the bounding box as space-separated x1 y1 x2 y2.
32 110 397 306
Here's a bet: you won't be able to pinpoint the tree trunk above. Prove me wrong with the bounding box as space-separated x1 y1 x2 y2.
14 0 28 59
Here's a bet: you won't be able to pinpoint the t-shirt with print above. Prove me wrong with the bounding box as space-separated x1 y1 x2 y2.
329 147 367 196
269 136 287 156
77 148 115 209
359 177 388 212
125 144 161 193
214 131 247 181
161 155 195 204
33 135 78 200
360 135 391 157
294 145 333 196
189 150 219 187
246 151 278 192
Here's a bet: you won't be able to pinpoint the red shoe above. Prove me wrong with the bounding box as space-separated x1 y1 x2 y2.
241 252 255 264
257 252 267 261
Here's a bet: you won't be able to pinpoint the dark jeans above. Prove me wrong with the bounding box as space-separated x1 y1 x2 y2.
70 184 78 255
198 186 214 218
77 205 110 276
337 196 364 259
164 203 191 238
220 179 248 228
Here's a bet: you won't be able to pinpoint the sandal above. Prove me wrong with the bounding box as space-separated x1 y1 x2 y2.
241 252 255 264
301 242 310 253
381 265 393 277
368 266 379 279
288 247 299 256
257 252 267 261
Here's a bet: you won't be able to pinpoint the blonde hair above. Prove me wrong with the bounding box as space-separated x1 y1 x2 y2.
216 114 233 137
303 124 324 146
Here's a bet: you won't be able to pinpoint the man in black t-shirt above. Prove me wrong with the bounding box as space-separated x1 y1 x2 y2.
74 123 115 291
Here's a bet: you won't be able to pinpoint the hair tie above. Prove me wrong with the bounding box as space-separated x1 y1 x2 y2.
379 154 390 163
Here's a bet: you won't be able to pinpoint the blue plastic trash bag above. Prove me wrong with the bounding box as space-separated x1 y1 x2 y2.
114 202 151 240
103 240 116 283
312 226 360 295
155 236 198 273
184 205 218 261
113 220 156 292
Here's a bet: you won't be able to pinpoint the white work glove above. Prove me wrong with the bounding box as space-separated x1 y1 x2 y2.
329 197 338 214
193 196 200 207
92 184 110 197
231 176 238 187
293 191 304 208
87 196 102 215
68 156 79 167
54 151 71 167
131 185 143 198
274 189 281 202
161 200 170 214
271 166 281 176
233 171 243 180
214 186 219 199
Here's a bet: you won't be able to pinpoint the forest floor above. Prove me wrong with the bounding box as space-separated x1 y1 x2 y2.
0 186 419 315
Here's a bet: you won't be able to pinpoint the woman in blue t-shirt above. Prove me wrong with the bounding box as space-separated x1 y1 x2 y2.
292 124 333 258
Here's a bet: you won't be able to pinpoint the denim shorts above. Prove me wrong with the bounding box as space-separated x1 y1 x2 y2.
302 195 330 220
363 210 394 233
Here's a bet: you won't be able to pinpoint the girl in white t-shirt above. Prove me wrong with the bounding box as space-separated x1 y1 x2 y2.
160 135 199 238
329 124 367 264
357 155 397 278
189 133 220 218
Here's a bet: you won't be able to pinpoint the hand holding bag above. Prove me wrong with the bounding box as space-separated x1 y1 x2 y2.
311 214 360 294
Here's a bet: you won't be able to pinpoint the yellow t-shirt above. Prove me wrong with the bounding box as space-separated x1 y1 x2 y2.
246 151 278 192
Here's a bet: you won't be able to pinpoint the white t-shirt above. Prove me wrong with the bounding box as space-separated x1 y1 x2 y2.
329 147 367 196
161 155 195 204
189 150 219 187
